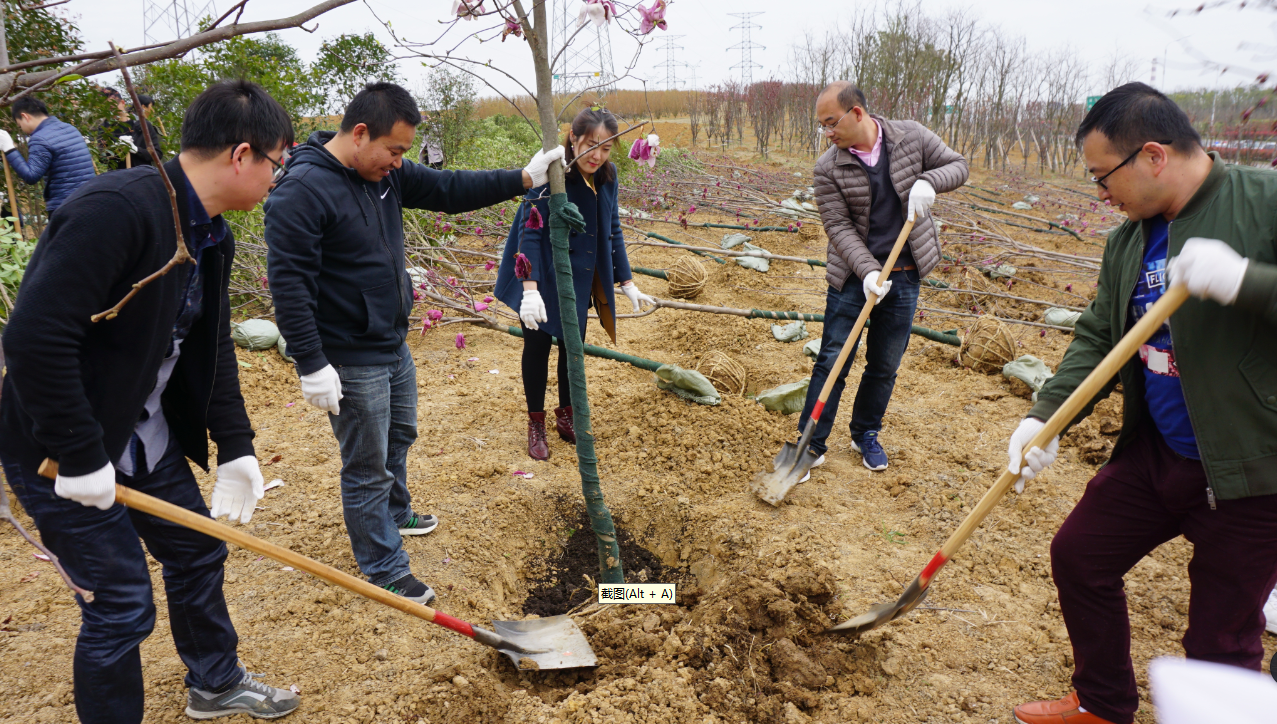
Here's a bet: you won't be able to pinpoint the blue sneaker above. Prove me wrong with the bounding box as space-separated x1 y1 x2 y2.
850 431 889 471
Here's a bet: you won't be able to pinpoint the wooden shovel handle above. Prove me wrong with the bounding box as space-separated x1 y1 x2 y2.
2 152 22 239
918 283 1192 585
810 219 915 417
35 458 478 640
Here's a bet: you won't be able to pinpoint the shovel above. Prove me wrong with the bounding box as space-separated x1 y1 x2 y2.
752 219 915 506
36 460 597 670
825 283 1191 637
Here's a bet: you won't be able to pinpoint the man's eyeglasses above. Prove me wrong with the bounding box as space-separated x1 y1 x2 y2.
1091 140 1172 190
236 144 289 183
816 107 854 136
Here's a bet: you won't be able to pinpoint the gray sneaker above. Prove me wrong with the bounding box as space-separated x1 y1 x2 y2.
398 513 439 536
186 668 299 720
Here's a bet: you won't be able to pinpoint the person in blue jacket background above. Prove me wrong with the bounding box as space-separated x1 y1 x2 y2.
0 96 97 217
494 108 655 460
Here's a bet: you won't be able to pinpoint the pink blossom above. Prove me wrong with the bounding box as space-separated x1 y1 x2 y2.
485 260 495 271
447 277 457 286
526 205 543 230
628 136 660 168
455 333 466 349
515 253 532 279
442 223 452 233
259 276 269 289
412 290 421 301
484 296 494 303
421 321 432 334
687 204 696 215
475 303 489 312
427 309 443 321
477 227 484 236
450 0 486 20
501 17 523 41
578 0 616 27
1065 284 1073 293
636 0 667 34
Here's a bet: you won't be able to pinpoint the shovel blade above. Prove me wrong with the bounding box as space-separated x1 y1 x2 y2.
491 615 598 671
751 443 818 506
823 578 930 637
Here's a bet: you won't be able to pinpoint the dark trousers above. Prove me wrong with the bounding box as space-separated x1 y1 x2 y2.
796 269 920 455
521 324 582 413
0 439 240 724
1051 425 1277 724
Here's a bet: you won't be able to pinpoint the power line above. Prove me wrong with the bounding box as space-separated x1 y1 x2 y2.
727 12 764 87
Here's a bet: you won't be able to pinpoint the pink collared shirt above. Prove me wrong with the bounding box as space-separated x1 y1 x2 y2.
847 120 883 168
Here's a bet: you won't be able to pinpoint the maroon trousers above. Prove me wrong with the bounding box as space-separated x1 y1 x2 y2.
1051 425 1277 724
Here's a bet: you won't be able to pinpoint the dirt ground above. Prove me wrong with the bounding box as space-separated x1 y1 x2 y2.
2 160 1274 724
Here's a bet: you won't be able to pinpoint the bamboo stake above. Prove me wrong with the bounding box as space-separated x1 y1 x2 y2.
2 152 21 238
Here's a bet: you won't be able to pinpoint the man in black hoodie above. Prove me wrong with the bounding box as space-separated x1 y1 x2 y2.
264 82 563 604
0 81 300 723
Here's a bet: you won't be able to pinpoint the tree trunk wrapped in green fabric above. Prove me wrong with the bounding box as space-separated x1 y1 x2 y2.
545 193 624 584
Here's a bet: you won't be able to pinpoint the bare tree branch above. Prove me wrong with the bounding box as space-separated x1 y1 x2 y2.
0 0 357 100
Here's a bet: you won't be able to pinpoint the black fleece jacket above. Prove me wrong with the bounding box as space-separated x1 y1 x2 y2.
264 131 525 375
0 159 254 476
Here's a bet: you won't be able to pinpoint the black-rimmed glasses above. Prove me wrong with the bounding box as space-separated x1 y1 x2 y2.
1091 140 1172 190
235 144 289 183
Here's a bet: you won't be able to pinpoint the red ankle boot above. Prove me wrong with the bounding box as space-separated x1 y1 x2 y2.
527 412 550 460
553 406 576 444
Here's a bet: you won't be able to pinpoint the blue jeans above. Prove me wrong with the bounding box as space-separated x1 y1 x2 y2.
329 352 419 587
797 269 921 456
0 438 240 724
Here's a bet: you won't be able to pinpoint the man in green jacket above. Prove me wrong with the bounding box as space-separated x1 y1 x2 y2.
1007 83 1277 724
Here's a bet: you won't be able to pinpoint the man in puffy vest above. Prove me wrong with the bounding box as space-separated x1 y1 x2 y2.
0 95 96 215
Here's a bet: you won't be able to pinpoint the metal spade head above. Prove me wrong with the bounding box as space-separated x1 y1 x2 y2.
484 615 598 671
823 578 930 637
751 444 821 506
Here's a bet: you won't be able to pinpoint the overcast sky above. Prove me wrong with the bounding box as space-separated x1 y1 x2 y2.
66 0 1276 102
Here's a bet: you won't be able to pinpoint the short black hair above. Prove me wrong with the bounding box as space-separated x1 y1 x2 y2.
821 81 869 114
180 80 294 160
340 82 421 140
136 93 153 107
1076 82 1201 156
11 96 48 120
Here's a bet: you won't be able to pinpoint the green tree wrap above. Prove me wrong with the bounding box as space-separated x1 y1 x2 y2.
548 194 624 584
503 326 664 371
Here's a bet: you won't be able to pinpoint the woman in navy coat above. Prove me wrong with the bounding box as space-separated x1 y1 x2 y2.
494 108 655 460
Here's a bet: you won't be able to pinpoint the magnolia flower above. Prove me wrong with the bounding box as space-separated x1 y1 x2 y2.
526 205 543 230
628 138 659 168
455 333 466 349
514 252 532 279
637 0 667 34
475 302 489 312
450 0 486 20
501 17 523 41
577 0 615 28
485 260 495 271
483 296 494 303
427 309 444 321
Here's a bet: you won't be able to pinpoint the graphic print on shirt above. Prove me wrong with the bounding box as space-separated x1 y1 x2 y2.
1131 256 1178 378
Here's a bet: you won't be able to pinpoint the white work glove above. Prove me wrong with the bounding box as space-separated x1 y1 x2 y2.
1166 237 1248 306
118 135 138 154
524 145 566 187
210 456 265 524
620 281 655 313
862 270 893 306
1007 417 1060 494
299 364 343 415
0 131 14 154
520 288 548 330
55 462 116 510
907 179 935 222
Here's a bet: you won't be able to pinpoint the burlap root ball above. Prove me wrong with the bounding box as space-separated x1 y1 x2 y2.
696 350 747 395
666 257 709 299
960 317 1017 373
